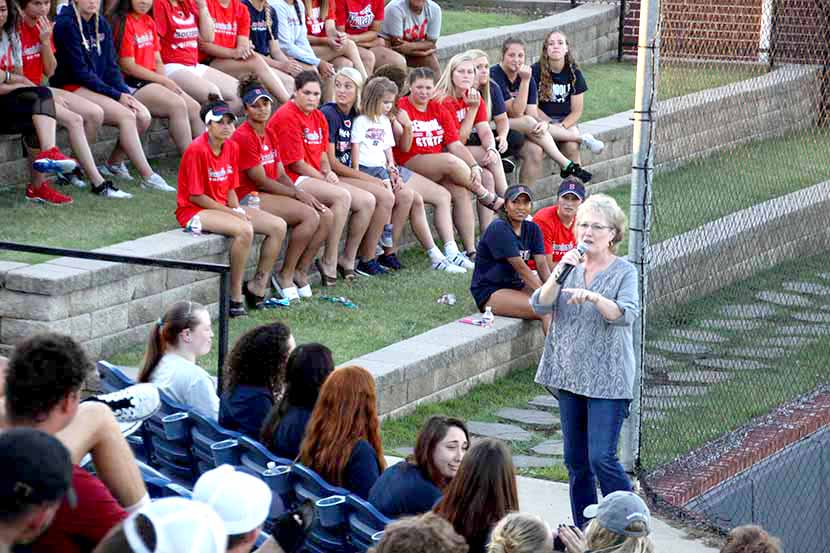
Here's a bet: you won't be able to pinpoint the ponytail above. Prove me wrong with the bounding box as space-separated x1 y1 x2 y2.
138 300 205 383
487 514 550 553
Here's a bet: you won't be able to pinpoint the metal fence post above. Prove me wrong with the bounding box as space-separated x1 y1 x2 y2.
217 272 230 392
621 0 660 474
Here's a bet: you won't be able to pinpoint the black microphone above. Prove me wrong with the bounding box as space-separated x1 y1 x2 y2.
555 242 588 284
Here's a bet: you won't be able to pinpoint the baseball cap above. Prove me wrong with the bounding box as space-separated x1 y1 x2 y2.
193 465 273 535
242 87 273 107
505 185 533 202
203 105 237 125
558 178 586 200
123 497 227 553
0 428 75 513
583 491 651 538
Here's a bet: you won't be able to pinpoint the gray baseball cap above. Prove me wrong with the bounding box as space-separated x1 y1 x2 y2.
583 491 651 537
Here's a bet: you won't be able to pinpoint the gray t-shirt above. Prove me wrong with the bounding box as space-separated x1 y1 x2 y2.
380 0 441 41
531 257 639 400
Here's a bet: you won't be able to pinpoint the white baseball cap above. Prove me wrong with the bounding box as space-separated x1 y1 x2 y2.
193 465 273 535
124 497 228 553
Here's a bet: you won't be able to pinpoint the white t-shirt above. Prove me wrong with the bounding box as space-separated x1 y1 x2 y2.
351 114 395 168
149 353 220 420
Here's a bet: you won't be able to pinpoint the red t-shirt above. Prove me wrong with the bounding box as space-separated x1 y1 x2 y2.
394 96 460 166
306 0 336 37
0 34 15 73
533 205 577 263
31 465 127 553
231 121 281 199
441 94 488 142
201 0 250 60
119 13 161 72
18 20 56 85
269 101 328 182
176 133 240 226
336 0 384 34
154 0 200 66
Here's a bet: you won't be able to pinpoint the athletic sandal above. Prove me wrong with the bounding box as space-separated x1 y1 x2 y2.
297 284 313 298
282 286 301 302
229 300 247 318
243 281 266 310
337 263 356 283
314 259 337 287
476 191 505 212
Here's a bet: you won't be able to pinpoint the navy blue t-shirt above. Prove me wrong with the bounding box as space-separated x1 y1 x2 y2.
369 461 442 518
320 102 357 166
219 385 274 440
470 218 545 309
531 62 588 120
243 0 279 57
344 440 382 500
490 81 507 119
489 64 538 107
269 405 313 460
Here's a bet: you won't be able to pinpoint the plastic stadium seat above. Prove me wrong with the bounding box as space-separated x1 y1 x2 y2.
290 464 350 553
185 410 241 475
345 494 391 553
96 360 135 393
143 392 197 485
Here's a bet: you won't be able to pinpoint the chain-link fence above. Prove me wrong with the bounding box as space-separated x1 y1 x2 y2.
630 1 830 551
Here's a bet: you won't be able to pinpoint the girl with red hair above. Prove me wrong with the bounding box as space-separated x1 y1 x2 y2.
298 365 386 499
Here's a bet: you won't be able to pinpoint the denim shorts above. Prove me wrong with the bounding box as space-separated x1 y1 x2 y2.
359 165 413 183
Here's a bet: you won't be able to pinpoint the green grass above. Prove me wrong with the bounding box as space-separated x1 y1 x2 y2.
442 10 534 36
110 247 477 370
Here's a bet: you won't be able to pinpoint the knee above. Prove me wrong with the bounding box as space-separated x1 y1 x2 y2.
89 105 105 128
399 186 415 206
238 222 254 243
524 143 544 164
588 448 619 476
320 207 335 228
64 110 84 130
272 217 288 238
378 188 394 210
335 189 352 213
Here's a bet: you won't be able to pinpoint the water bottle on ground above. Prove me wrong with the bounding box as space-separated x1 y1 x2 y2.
247 191 260 210
482 306 495 328
187 215 202 235
381 223 394 248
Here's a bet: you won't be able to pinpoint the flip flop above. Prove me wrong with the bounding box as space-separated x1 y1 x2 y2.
314 259 337 287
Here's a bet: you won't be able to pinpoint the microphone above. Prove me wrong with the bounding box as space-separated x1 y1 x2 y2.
555 242 588 284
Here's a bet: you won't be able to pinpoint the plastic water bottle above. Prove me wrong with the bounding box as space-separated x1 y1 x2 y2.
247 191 260 210
482 306 495 328
381 223 394 248
187 215 202 235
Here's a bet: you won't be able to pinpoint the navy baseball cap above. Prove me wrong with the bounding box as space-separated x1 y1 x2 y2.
242 87 273 107
0 429 76 512
558 178 586 200
505 185 533 201
204 105 237 125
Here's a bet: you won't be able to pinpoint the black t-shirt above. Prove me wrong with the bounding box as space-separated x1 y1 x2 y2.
489 63 538 107
218 385 273 440
243 0 279 57
470 218 545 309
368 461 442 518
531 62 588 120
269 405 313 460
320 101 357 166
490 81 507 119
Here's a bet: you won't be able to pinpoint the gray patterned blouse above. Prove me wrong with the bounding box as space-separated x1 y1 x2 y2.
531 257 640 400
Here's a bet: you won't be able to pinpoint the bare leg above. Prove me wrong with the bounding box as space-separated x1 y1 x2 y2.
357 46 376 76
340 177 393 261
31 114 57 150
370 45 406 70
53 88 104 143
406 172 455 245
405 51 441 76
197 209 255 302
242 207 288 297
517 140 544 186
173 66 244 115
386 185 415 253
312 38 368 78
510 115 572 168
210 55 291 104
53 102 107 186
336 178 380 266
294 179 351 276
134 83 194 153
258 194 320 288
486 287 551 335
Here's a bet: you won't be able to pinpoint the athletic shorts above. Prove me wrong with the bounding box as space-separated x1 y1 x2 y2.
163 63 210 78
358 165 413 183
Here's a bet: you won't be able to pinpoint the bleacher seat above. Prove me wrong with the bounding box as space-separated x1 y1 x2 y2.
96 360 135 393
290 464 351 553
345 494 391 553
185 409 241 474
143 392 197 485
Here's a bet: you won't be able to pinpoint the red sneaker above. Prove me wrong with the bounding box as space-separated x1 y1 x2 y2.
32 147 79 175
26 183 74 205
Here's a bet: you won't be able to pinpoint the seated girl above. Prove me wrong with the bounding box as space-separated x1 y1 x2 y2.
176 96 287 317
198 0 291 103
334 0 404 74
231 76 331 301
299 365 386 499
434 438 520 553
17 0 126 198
304 0 367 78
436 52 509 234
369 416 469 518
469 185 552 333
242 0 302 86
487 513 552 553
52 0 173 191
111 0 204 154
138 300 219 419
219 322 294 438
260 343 334 459
396 67 502 267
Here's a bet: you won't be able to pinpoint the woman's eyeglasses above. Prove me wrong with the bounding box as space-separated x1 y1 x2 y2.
576 223 613 232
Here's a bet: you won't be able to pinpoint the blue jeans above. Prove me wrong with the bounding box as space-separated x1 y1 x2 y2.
558 389 632 528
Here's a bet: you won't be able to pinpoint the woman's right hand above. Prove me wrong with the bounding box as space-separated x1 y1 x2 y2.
557 525 588 553
163 78 183 95
518 64 533 81
395 109 411 128
295 189 327 212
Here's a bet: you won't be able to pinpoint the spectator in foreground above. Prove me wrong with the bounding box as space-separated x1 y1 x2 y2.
720 525 781 553
369 512 469 553
220 322 295 439
487 513 552 553
299 365 386 499
0 429 73 552
380 0 442 75
531 177 585 268
434 438 519 553
139 300 220 419
370 416 469 518
532 194 638 529
556 491 654 553
260 343 335 460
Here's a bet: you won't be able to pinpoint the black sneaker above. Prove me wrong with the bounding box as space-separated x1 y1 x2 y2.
378 253 403 271
355 258 388 276
501 157 516 175
92 180 133 199
560 161 592 183
229 300 247 318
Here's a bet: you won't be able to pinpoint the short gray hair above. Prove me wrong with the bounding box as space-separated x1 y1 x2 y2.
576 193 626 253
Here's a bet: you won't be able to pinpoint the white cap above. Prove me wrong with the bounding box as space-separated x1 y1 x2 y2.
193 464 272 535
124 497 227 553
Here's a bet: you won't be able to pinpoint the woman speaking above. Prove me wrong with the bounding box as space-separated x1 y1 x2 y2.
530 193 639 530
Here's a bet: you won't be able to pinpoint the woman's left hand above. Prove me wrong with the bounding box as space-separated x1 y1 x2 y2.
558 525 588 553
464 88 480 108
563 288 600 305
325 170 339 184
483 148 499 167
37 16 53 43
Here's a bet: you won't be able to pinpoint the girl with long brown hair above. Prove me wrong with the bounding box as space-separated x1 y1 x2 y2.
298 365 386 499
434 438 520 553
304 0 368 79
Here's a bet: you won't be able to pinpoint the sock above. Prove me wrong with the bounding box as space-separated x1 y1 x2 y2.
444 241 460 257
427 246 445 264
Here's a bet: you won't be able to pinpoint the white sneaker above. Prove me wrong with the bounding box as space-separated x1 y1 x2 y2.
282 286 301 301
433 258 467 273
56 171 87 189
297 284 313 298
447 251 475 270
93 180 133 199
581 133 605 155
141 172 176 192
90 383 161 423
99 162 134 180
